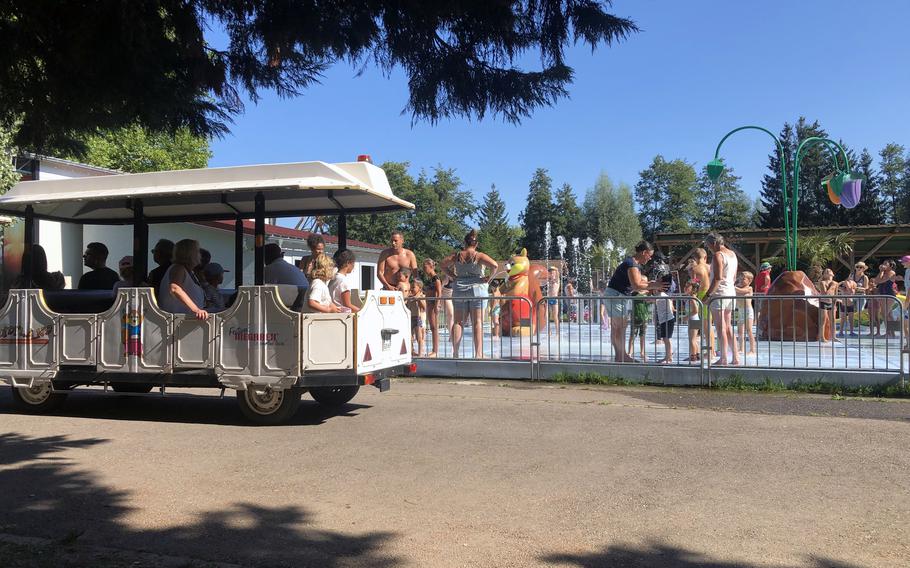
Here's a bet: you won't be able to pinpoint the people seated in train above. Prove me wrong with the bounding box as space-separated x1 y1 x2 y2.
159 239 209 320
330 249 360 313
264 243 309 287
78 242 120 290
148 239 175 293
201 262 228 312
305 255 340 313
299 234 325 280
14 244 65 290
195 247 212 282
112 256 138 292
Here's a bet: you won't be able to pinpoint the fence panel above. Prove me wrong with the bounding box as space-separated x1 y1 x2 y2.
704 294 904 376
412 290 905 384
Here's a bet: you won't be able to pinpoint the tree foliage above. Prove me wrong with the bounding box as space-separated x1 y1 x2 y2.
695 162 752 231
759 123 794 229
634 155 697 238
842 148 887 226
63 125 211 173
878 143 906 223
519 168 555 259
334 161 475 263
766 231 855 274
330 161 415 248
551 182 583 242
1 1 638 153
758 118 891 228
476 185 516 260
582 173 641 253
0 121 17 195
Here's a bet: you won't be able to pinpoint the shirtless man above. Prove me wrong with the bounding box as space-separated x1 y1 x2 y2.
378 230 417 290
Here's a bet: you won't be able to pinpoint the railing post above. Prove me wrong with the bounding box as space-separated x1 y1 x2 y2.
254 192 265 285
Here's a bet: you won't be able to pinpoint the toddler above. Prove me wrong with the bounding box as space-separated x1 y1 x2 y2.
735 271 756 356
397 267 412 296
655 288 676 364
408 280 426 356
627 288 652 361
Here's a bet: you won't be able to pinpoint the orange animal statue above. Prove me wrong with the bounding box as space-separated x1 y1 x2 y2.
499 248 547 336
757 270 829 341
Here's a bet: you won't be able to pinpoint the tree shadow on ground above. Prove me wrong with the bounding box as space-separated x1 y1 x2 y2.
541 542 866 568
0 432 401 567
0 388 371 427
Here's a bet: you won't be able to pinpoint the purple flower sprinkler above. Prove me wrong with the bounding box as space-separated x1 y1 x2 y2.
840 177 862 209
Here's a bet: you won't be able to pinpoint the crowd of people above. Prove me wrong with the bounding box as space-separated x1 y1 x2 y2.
14 228 909 365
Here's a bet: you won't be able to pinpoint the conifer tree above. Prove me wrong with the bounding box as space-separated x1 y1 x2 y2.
878 143 906 223
551 182 583 244
759 118 831 228
476 184 515 261
759 123 793 228
519 168 554 259
843 149 886 226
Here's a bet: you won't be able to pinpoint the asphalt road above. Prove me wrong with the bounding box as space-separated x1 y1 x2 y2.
1 380 908 567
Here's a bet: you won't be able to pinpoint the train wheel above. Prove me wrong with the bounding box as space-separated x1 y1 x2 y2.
10 383 68 414
309 385 360 407
236 386 302 425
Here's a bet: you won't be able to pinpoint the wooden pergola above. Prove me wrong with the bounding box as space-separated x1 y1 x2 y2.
653 224 910 273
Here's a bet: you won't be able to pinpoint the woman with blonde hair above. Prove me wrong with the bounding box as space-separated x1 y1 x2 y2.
305 254 340 313
159 239 208 319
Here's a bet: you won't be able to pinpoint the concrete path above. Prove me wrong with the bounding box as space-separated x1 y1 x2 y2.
0 380 908 567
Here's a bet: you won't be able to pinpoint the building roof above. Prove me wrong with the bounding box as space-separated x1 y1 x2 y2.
17 152 122 175
199 220 384 251
653 224 910 269
0 161 414 223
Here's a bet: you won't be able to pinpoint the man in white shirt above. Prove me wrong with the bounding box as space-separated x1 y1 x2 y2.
264 243 309 287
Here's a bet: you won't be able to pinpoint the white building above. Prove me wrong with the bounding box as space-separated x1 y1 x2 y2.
5 155 384 290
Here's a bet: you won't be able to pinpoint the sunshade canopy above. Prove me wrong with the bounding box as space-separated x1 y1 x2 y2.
0 161 414 224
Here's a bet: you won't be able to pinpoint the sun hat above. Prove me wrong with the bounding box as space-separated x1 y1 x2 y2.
760 262 771 270
855 261 867 269
118 256 133 269
901 255 910 264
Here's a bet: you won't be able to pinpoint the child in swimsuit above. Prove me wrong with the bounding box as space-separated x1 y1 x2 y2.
408 280 426 356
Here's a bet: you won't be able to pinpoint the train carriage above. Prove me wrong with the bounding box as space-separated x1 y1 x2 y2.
0 159 414 424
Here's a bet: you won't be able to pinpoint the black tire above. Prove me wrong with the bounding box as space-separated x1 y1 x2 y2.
110 383 155 394
309 385 360 407
9 383 68 414
236 386 302 425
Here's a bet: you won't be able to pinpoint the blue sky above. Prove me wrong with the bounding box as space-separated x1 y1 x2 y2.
209 0 910 225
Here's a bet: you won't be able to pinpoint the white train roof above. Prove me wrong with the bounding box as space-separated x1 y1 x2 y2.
0 161 414 223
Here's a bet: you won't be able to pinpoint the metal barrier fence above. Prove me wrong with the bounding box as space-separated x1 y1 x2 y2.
416 295 535 377
414 293 906 384
705 294 904 374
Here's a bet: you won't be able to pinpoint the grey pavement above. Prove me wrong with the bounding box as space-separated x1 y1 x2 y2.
0 379 908 567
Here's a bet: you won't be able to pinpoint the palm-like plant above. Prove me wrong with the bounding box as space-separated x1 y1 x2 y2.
764 231 855 273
